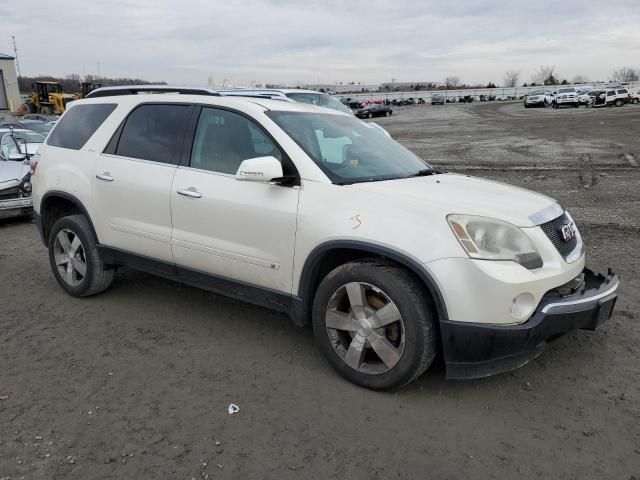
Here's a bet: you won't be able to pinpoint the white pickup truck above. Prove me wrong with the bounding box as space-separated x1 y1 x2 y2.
552 87 579 108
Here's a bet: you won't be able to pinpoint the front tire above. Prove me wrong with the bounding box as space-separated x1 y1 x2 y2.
48 215 114 297
312 260 436 390
615 99 624 107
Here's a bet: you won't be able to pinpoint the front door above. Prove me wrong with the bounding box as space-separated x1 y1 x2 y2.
92 103 192 263
170 106 299 293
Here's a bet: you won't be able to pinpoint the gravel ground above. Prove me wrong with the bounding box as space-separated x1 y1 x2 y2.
1 101 639 479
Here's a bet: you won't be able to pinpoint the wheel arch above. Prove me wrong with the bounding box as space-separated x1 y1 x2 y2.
297 240 449 324
39 191 98 245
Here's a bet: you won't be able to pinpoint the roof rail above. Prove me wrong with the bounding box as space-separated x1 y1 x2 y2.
86 85 222 98
85 85 297 103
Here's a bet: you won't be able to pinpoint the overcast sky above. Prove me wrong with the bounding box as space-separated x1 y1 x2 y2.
1 0 639 86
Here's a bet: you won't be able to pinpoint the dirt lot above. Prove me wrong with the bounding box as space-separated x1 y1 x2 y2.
1 101 639 480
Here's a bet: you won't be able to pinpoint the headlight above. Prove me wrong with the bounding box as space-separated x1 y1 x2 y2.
447 214 543 269
20 174 32 195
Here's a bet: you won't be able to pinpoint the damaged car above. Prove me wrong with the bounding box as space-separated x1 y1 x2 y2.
0 130 41 219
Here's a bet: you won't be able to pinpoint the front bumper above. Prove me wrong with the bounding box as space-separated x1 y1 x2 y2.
0 197 33 219
440 268 619 379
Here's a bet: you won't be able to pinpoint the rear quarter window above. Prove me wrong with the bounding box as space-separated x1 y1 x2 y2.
47 103 117 150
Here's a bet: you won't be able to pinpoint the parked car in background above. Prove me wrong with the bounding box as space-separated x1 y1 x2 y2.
629 90 640 104
611 87 632 106
217 88 354 114
0 130 45 159
32 87 619 390
23 114 59 123
355 103 392 118
458 95 475 103
0 130 35 219
524 91 553 108
431 93 445 105
552 87 579 108
0 119 54 137
594 88 632 107
577 90 598 106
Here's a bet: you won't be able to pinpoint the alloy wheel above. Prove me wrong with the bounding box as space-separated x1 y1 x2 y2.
325 282 405 375
53 229 87 286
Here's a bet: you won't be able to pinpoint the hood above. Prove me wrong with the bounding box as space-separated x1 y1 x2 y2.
348 173 556 227
0 160 30 186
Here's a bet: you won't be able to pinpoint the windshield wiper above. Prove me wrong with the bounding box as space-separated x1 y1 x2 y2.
408 168 440 178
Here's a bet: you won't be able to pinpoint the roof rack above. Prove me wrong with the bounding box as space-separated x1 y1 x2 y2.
86 85 222 98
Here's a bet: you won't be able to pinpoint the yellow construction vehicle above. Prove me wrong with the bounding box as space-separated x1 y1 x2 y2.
25 81 73 115
74 82 102 100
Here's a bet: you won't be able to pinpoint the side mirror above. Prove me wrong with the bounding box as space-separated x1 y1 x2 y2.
8 152 27 161
235 156 283 182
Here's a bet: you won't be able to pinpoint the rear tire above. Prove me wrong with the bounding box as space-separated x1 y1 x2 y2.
312 260 436 390
48 215 114 297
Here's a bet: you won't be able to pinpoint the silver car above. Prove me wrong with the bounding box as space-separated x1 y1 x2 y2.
0 129 41 219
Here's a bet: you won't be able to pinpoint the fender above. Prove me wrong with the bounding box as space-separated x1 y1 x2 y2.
298 240 449 322
39 190 99 244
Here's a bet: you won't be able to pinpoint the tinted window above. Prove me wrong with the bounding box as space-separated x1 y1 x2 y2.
617 89 628 94
115 104 191 164
47 104 116 150
190 107 282 174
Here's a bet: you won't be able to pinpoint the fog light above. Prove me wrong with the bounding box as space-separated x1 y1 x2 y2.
512 293 536 320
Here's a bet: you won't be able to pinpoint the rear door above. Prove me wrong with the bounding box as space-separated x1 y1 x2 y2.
92 103 193 263
170 106 299 293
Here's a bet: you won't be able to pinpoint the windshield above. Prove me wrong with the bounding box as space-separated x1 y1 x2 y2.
267 111 432 184
559 88 574 93
285 92 353 114
24 123 53 134
530 91 544 95
13 132 45 144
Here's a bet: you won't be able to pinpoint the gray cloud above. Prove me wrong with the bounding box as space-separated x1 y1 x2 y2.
1 0 639 85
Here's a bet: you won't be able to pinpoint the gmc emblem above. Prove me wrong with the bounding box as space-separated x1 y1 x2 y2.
561 223 576 242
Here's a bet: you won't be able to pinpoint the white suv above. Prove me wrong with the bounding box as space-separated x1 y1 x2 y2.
31 88 619 390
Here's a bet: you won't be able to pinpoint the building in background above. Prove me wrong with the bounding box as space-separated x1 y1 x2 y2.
0 53 21 112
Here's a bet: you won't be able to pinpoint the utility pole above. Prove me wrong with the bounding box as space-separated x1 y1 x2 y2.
12 35 21 80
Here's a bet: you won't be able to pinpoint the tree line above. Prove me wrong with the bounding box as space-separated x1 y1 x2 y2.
17 74 166 94
442 66 640 90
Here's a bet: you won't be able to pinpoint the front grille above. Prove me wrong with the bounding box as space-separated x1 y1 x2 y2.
0 186 20 201
540 213 579 259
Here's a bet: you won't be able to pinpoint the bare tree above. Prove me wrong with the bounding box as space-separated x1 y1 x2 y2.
611 67 639 83
572 74 589 84
531 65 558 86
444 76 461 89
503 70 520 87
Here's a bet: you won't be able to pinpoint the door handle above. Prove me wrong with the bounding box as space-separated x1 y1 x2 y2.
177 188 202 198
96 172 114 182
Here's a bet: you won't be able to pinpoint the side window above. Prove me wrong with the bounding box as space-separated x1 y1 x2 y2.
190 107 282 174
47 103 117 150
618 89 628 94
115 104 191 164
